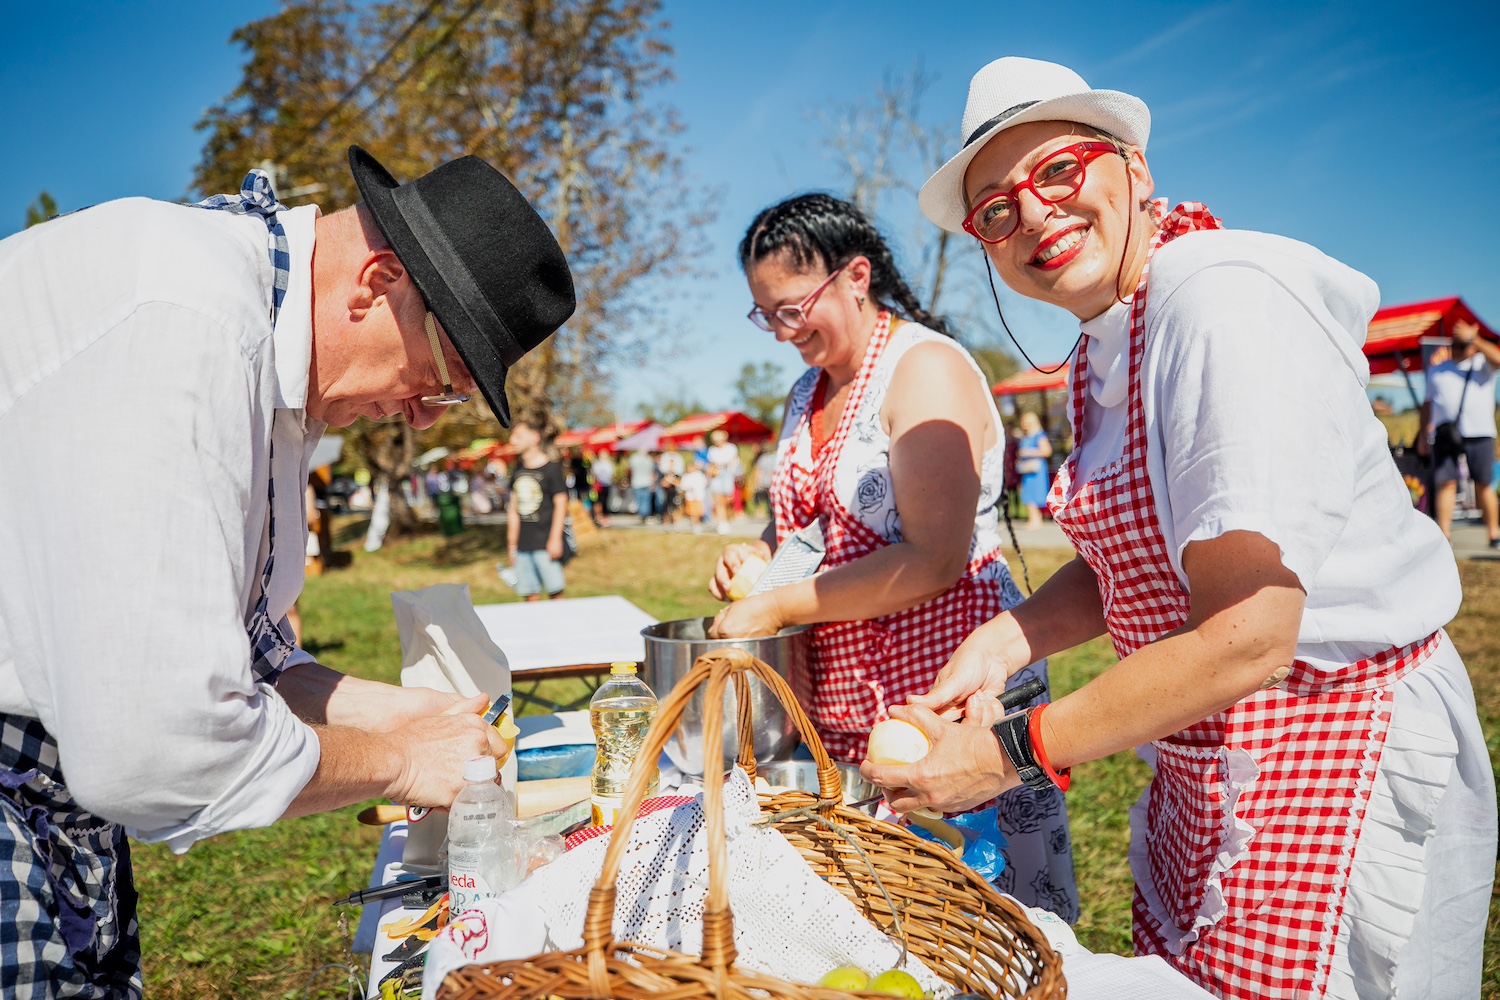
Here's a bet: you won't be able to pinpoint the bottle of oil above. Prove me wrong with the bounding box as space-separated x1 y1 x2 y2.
589 661 659 826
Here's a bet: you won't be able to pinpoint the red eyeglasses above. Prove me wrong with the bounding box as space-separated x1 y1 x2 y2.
961 141 1121 244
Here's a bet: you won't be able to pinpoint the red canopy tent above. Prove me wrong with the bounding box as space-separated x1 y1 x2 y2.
1362 297 1496 376
658 411 773 450
554 426 596 449
990 365 1071 396
585 420 655 452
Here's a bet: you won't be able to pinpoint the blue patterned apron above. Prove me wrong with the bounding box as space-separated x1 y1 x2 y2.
0 171 296 998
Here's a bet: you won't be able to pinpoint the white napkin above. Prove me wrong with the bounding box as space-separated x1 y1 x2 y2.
390 583 515 866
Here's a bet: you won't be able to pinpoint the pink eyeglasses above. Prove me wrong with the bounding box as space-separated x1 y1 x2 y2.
747 264 847 332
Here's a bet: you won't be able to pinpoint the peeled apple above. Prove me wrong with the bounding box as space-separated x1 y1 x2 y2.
726 555 769 601
865 719 930 765
866 719 940 820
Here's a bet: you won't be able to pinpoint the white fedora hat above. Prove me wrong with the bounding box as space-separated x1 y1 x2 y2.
918 57 1150 233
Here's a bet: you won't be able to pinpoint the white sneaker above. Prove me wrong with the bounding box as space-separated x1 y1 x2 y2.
716 521 730 535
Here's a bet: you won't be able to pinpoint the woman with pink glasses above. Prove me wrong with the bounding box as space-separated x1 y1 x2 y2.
707 192 1078 919
861 56 1494 1000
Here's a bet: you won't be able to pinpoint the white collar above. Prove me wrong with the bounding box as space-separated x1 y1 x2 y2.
1078 295 1134 408
271 204 320 411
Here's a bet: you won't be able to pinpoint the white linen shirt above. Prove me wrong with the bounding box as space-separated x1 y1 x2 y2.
1427 353 1497 440
1070 228 1460 669
0 197 326 851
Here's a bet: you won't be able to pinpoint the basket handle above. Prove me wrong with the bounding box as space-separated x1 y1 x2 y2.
583 648 843 989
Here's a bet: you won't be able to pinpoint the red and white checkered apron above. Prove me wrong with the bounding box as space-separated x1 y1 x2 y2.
770 313 1007 763
1046 204 1442 999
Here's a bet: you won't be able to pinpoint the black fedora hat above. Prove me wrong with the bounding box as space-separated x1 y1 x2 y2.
347 145 575 427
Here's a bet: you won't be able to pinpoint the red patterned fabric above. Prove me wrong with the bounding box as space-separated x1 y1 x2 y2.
770 313 1008 762
1046 203 1442 999
563 795 697 851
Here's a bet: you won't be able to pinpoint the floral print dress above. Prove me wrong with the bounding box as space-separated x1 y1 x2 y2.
771 316 1079 919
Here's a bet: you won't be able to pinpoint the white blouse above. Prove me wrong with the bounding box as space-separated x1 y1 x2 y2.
1070 228 1460 670
0 199 324 850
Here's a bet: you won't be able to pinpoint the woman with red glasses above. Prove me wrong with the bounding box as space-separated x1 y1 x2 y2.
707 192 1078 920
860 57 1495 999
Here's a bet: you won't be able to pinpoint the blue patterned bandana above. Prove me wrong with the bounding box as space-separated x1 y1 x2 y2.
194 169 292 326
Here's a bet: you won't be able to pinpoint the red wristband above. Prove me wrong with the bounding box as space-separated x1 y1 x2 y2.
1027 703 1071 792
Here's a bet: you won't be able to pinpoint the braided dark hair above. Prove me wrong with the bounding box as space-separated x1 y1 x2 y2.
738 193 950 337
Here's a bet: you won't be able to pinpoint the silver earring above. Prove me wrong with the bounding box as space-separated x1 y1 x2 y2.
856 294 866 307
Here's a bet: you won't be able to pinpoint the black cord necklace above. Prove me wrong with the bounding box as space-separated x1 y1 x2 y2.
983 254 1083 376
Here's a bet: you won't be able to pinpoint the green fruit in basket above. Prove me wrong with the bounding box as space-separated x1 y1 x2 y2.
818 966 871 991
868 969 924 998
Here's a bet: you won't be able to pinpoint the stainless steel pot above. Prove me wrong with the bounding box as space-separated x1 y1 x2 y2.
755 760 881 815
639 618 811 775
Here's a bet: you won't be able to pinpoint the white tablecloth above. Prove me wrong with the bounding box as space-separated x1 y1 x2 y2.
471 595 657 672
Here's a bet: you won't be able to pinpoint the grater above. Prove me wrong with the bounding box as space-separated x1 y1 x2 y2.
746 521 826 596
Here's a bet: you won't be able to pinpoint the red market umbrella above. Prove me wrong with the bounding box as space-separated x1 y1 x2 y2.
991 365 1071 396
554 426 596 449
586 420 655 452
658 411 773 450
1362 297 1495 376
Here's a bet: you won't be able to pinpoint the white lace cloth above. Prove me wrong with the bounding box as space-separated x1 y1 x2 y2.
422 768 946 998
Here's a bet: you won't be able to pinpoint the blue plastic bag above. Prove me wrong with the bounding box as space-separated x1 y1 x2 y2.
905 807 1008 882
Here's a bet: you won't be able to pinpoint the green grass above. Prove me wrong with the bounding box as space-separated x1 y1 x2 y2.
129 520 1500 997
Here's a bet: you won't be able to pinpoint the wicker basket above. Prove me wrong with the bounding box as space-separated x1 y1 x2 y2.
439 648 1066 1000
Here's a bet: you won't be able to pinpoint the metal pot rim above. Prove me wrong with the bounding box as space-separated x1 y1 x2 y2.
639 619 815 642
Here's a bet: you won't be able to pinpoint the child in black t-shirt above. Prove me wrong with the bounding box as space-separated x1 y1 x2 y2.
505 419 568 600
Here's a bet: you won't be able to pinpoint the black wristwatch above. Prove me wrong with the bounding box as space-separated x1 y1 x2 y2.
992 709 1055 791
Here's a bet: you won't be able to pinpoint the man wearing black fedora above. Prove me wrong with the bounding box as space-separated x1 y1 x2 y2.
0 146 573 996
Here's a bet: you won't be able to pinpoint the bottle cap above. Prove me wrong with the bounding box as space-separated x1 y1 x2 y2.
610 661 639 675
463 755 498 782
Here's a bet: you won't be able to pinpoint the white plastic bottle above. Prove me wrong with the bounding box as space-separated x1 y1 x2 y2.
446 755 518 914
589 661 659 826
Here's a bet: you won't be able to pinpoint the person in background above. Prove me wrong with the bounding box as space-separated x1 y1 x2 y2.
566 449 597 527
424 465 443 510
468 469 493 515
751 443 777 516
1016 411 1053 529
590 449 615 526
506 419 568 601
869 55 1493 998
1424 318 1500 546
681 459 709 532
706 428 741 535
1003 419 1023 521
628 445 657 522
711 192 1075 918
657 447 685 527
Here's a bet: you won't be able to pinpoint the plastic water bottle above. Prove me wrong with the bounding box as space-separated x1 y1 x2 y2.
590 661 659 826
446 755 518 913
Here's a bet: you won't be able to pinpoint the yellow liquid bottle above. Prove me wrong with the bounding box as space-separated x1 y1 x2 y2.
589 662 659 825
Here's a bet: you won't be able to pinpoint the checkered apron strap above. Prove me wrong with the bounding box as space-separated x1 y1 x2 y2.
194 172 298 685
0 715 142 998
767 314 1016 761
1045 201 1440 998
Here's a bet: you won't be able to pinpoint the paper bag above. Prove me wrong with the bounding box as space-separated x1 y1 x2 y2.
391 584 516 867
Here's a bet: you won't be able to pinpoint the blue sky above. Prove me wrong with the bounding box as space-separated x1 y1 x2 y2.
3 1 1497 417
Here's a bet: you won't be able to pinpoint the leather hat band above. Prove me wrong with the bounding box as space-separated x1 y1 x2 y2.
390 182 524 366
